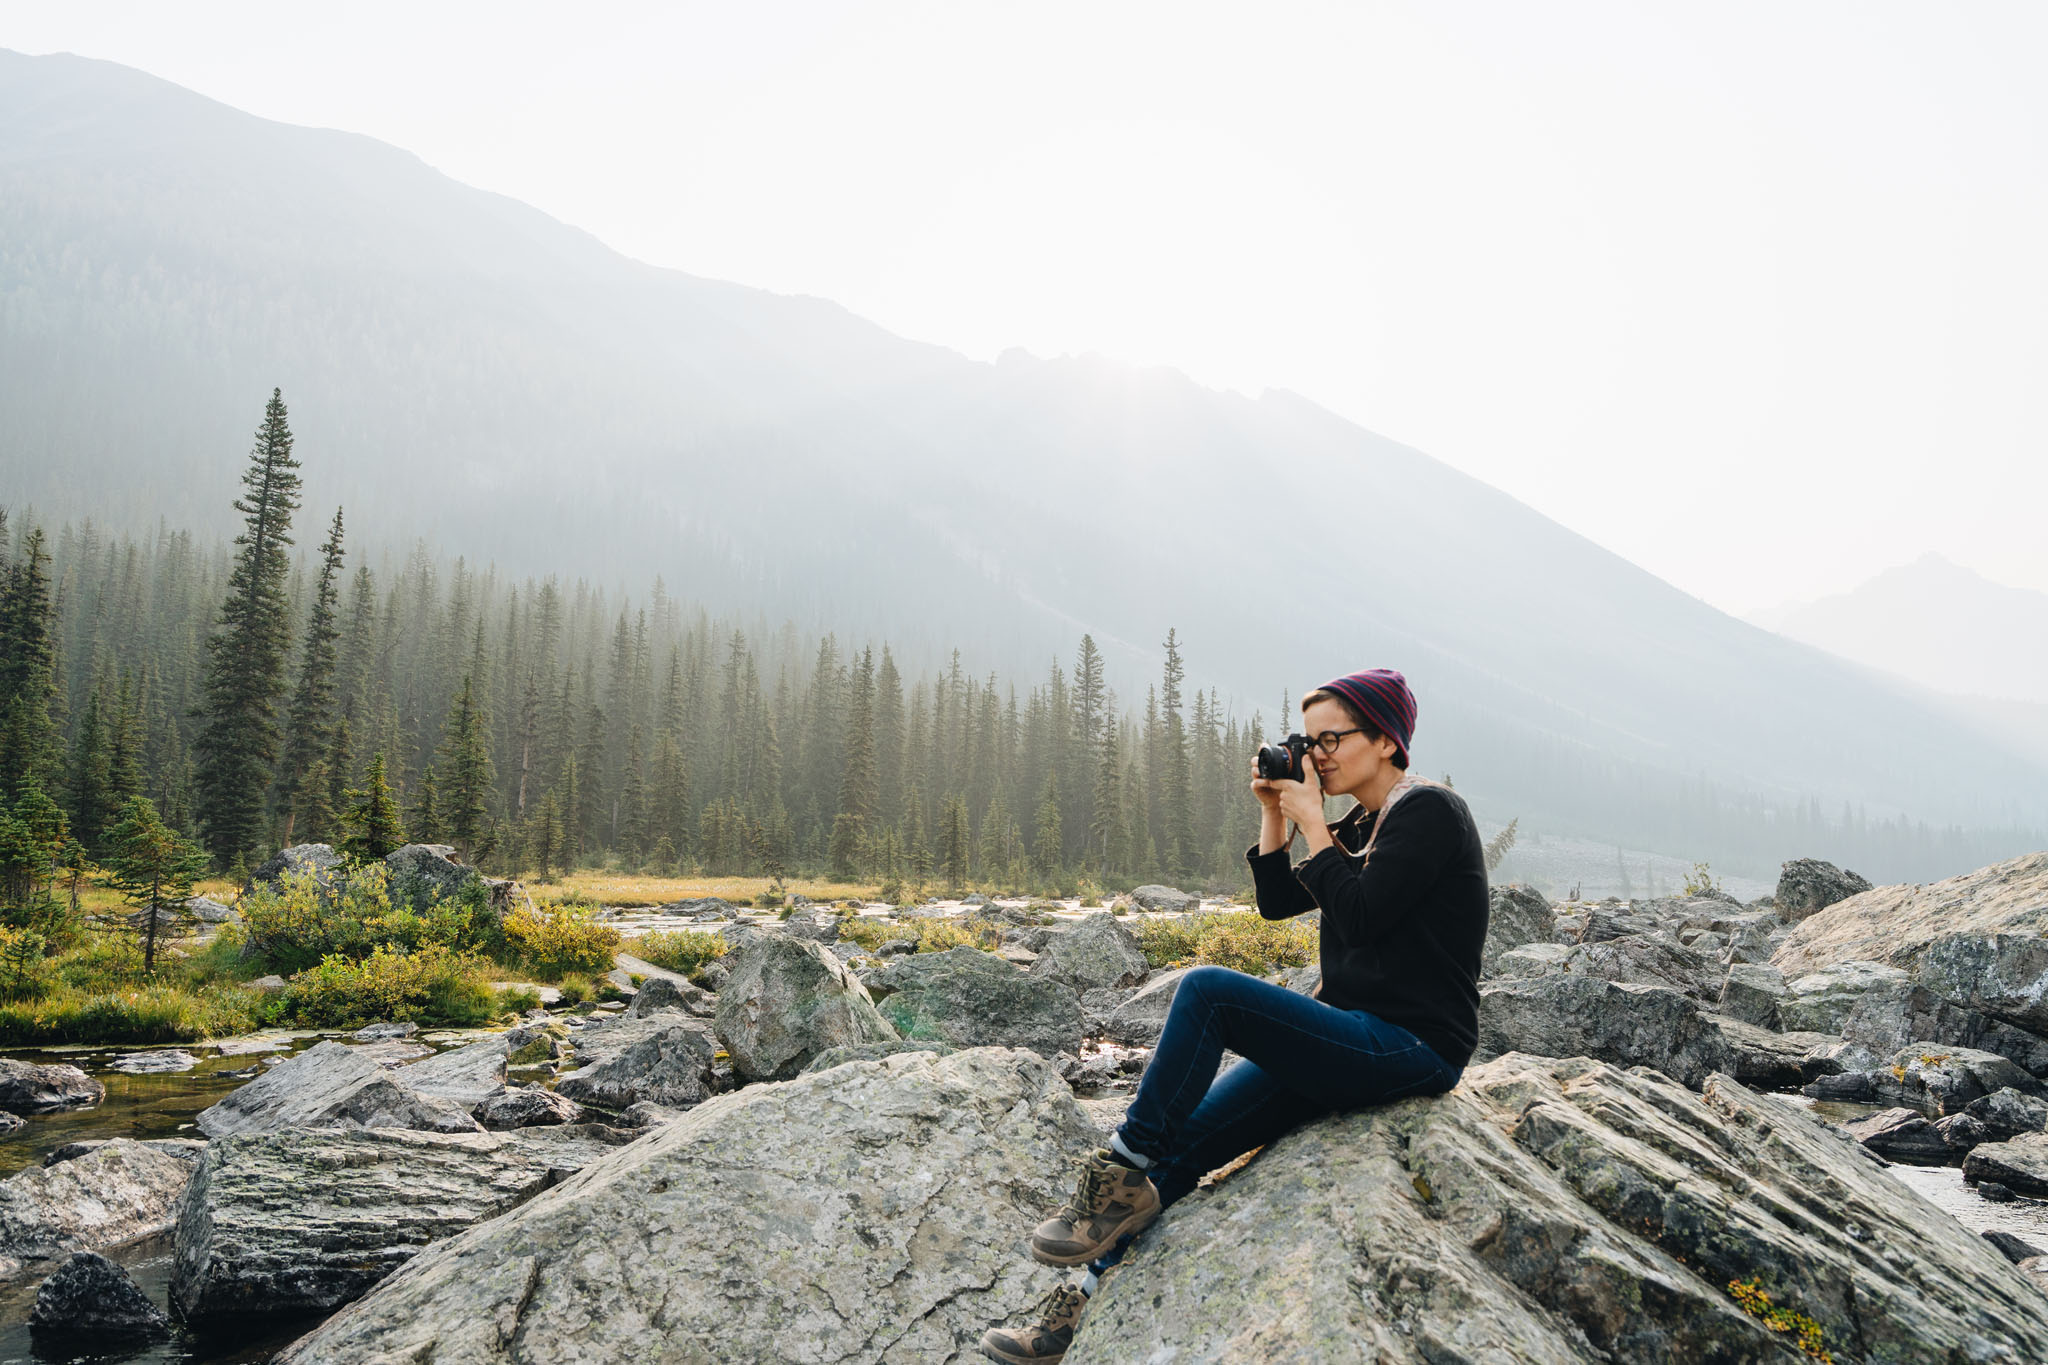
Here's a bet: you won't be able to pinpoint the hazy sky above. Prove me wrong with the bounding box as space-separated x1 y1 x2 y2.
5 1 2045 613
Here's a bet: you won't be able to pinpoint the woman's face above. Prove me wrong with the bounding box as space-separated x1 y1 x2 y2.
1301 697 1398 799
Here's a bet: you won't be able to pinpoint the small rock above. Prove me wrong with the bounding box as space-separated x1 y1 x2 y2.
245 843 342 897
1963 1087 2048 1139
1983 1229 2046 1264
475 1086 585 1130
1978 1181 2017 1202
107 1050 199 1074
1717 963 1786 1028
352 1021 420 1041
1027 913 1150 995
1129 885 1198 913
712 935 896 1081
29 1250 170 1338
0 1059 104 1113
876 937 917 958
248 975 288 994
184 895 235 924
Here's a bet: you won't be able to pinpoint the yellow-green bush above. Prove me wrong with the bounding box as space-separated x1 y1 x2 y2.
274 944 501 1028
239 863 505 975
0 925 53 1002
628 929 728 976
503 901 620 981
555 973 593 1006
1134 911 1316 976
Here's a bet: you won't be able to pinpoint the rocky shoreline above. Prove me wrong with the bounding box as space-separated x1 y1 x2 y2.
4 854 2048 1360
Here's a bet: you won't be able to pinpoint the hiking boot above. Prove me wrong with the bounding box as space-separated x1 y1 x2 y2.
979 1283 1087 1364
1029 1148 1160 1266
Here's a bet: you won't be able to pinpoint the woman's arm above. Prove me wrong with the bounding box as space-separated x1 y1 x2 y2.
1292 790 1458 946
1248 764 1318 919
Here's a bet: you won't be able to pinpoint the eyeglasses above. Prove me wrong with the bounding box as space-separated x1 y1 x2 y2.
1309 728 1366 755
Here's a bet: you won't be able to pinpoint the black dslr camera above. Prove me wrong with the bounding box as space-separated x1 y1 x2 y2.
1256 733 1315 782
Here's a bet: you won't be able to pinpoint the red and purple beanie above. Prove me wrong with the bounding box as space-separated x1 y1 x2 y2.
1318 669 1417 768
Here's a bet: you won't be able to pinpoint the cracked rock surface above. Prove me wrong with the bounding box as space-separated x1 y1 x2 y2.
0 1138 198 1278
271 1047 1094 1364
1068 1052 2048 1363
172 1127 553 1322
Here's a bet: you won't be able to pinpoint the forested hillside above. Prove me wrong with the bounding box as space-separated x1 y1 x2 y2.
4 49 2046 883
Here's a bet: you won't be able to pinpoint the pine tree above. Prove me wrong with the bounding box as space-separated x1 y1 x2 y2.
99 795 209 974
409 762 441 842
275 507 345 844
1159 629 1197 882
64 683 110 853
0 777 70 927
939 793 971 891
438 675 494 861
1090 716 1125 878
195 390 303 866
618 724 649 859
340 752 406 861
0 528 61 799
1031 769 1062 886
830 648 878 879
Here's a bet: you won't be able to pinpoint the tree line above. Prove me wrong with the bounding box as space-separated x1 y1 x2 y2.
1 392 1272 896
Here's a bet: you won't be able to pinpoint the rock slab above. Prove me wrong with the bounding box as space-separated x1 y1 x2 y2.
171 1127 551 1322
865 946 1084 1056
197 1040 482 1136
0 1139 197 1277
1476 975 1735 1089
272 1047 1097 1365
1026 913 1150 994
0 1058 104 1114
1067 1053 2048 1363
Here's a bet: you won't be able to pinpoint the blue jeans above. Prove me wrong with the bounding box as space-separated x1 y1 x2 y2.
1095 964 1460 1271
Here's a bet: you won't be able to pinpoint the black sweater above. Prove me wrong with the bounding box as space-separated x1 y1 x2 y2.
1247 784 1489 1069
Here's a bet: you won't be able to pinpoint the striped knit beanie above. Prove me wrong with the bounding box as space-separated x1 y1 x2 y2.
1318 669 1417 769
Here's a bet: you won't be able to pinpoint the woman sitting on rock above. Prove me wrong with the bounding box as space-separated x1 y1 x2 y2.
981 668 1490 1363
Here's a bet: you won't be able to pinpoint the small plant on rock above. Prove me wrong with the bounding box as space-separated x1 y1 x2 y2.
631 929 729 976
1683 862 1721 897
1727 1277 1831 1362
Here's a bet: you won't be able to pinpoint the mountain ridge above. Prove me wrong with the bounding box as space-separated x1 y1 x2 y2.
4 47 2044 871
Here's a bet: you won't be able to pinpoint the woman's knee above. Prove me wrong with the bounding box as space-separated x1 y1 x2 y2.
1175 964 1241 1001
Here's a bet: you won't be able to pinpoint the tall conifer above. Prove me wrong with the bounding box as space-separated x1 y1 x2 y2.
276 507 346 844
195 389 302 865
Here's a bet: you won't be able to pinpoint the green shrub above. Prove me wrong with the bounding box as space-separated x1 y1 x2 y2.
555 973 593 1006
1134 911 1316 976
0 925 54 1002
274 944 501 1028
176 927 256 989
240 863 506 975
497 983 544 1014
503 901 620 981
54 932 148 994
1727 1277 1831 1361
630 929 729 976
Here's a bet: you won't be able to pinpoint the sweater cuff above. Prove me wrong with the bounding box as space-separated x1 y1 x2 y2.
1245 842 1291 872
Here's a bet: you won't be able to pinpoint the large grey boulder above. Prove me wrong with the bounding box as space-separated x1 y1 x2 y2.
384 843 478 903
1705 1016 1841 1091
246 842 342 896
183 894 235 923
1717 962 1787 1028
713 934 897 1081
1480 884 1553 974
555 1020 719 1111
0 1139 199 1278
171 1127 551 1323
1774 857 1873 922
1103 967 1189 1047
1491 942 1572 978
1965 1087 2048 1140
1774 851 2048 978
475 1085 586 1130
1129 884 1197 913
196 1041 481 1137
1776 959 1912 1033
398 1035 512 1108
1027 912 1149 994
864 946 1083 1056
29 1250 170 1339
1561 931 1716 1001
1843 1107 1980 1165
272 1048 1099 1365
1066 1053 2048 1364
1917 933 2048 1034
1965 1134 2048 1199
626 973 717 1018
1476 975 1735 1090
0 1059 103 1114
1840 982 2048 1075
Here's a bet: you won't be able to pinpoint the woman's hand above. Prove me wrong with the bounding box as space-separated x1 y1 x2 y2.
1249 755 1283 811
1272 760 1327 833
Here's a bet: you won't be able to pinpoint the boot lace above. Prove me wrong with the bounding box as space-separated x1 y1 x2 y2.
1056 1156 1113 1223
1032 1282 1087 1330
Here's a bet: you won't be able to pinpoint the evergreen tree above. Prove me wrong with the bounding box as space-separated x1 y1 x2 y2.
830 647 878 879
195 390 303 866
1031 769 1063 886
1090 716 1126 878
322 715 354 842
409 761 441 842
0 528 62 798
0 778 70 929
64 683 110 852
1159 629 1197 881
340 752 406 861
99 795 210 973
275 507 345 844
618 724 649 859
438 675 494 861
939 793 971 891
